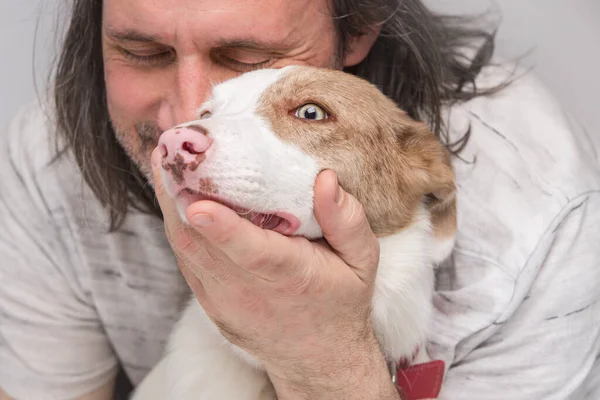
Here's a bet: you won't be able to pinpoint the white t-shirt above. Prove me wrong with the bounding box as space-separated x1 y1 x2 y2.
1 66 599 400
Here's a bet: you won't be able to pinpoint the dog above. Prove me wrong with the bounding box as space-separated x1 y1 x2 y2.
131 65 456 400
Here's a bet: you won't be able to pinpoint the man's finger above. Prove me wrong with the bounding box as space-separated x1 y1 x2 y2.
151 147 183 228
151 147 209 264
313 169 380 283
151 147 200 255
152 147 238 283
186 200 313 283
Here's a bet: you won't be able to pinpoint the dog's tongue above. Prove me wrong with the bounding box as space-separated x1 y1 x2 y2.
248 212 299 236
177 189 300 235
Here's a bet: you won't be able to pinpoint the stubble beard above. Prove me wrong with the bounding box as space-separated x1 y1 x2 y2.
111 120 163 185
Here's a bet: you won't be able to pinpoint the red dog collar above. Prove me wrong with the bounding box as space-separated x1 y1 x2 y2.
395 360 445 399
390 350 445 400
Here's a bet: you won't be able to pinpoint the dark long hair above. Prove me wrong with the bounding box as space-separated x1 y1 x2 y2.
53 0 507 231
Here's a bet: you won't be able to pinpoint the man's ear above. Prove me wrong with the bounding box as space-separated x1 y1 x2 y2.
342 26 381 67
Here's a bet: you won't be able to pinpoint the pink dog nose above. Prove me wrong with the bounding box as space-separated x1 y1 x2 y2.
158 125 212 164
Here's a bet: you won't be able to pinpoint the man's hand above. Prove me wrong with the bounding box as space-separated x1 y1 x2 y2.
152 148 399 399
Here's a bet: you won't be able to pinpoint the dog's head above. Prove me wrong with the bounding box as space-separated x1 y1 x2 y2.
159 66 456 259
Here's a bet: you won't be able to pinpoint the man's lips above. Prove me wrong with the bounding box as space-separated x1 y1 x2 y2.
177 189 301 236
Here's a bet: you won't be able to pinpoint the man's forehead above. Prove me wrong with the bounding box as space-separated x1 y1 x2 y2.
102 0 330 48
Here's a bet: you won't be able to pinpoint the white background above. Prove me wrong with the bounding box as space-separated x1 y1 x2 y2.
1 0 598 135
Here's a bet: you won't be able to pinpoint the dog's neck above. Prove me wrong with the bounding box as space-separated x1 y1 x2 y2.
371 208 442 361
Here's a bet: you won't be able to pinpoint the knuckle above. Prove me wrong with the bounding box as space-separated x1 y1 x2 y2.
210 231 231 246
280 266 313 296
364 238 381 266
345 197 368 232
173 252 188 269
172 226 199 254
350 230 379 263
213 319 251 348
203 244 223 265
168 226 225 273
200 246 231 278
247 248 271 272
277 242 316 296
244 233 273 273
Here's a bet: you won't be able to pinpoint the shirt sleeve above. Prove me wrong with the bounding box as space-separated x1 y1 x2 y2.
439 193 600 399
0 104 118 400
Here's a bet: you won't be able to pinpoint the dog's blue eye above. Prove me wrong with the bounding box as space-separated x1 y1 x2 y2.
295 104 327 121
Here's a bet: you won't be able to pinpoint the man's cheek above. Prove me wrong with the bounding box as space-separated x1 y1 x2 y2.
104 64 164 174
104 63 163 125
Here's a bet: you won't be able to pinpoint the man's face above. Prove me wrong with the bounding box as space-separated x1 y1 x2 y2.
102 0 348 178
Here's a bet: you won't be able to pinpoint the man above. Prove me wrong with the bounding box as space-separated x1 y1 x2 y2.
1 0 599 399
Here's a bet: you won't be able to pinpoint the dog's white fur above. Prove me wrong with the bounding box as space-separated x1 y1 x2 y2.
132 66 454 400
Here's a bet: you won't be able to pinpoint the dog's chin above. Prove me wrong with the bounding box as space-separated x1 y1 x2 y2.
174 188 301 236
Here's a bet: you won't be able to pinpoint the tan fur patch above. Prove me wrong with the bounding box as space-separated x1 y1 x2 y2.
257 67 456 239
188 153 207 172
198 177 219 195
162 153 187 186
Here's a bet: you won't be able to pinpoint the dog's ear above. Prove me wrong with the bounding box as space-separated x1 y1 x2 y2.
394 119 455 200
393 117 457 258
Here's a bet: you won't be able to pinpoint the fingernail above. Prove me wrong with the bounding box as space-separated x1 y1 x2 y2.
191 213 214 227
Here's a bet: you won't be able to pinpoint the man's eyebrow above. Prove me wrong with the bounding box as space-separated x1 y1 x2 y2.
104 28 294 52
104 27 162 43
214 38 293 53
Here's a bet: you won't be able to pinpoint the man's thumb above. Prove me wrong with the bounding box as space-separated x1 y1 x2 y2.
313 170 380 283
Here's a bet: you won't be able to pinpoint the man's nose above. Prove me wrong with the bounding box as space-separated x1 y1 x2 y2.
161 59 214 126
